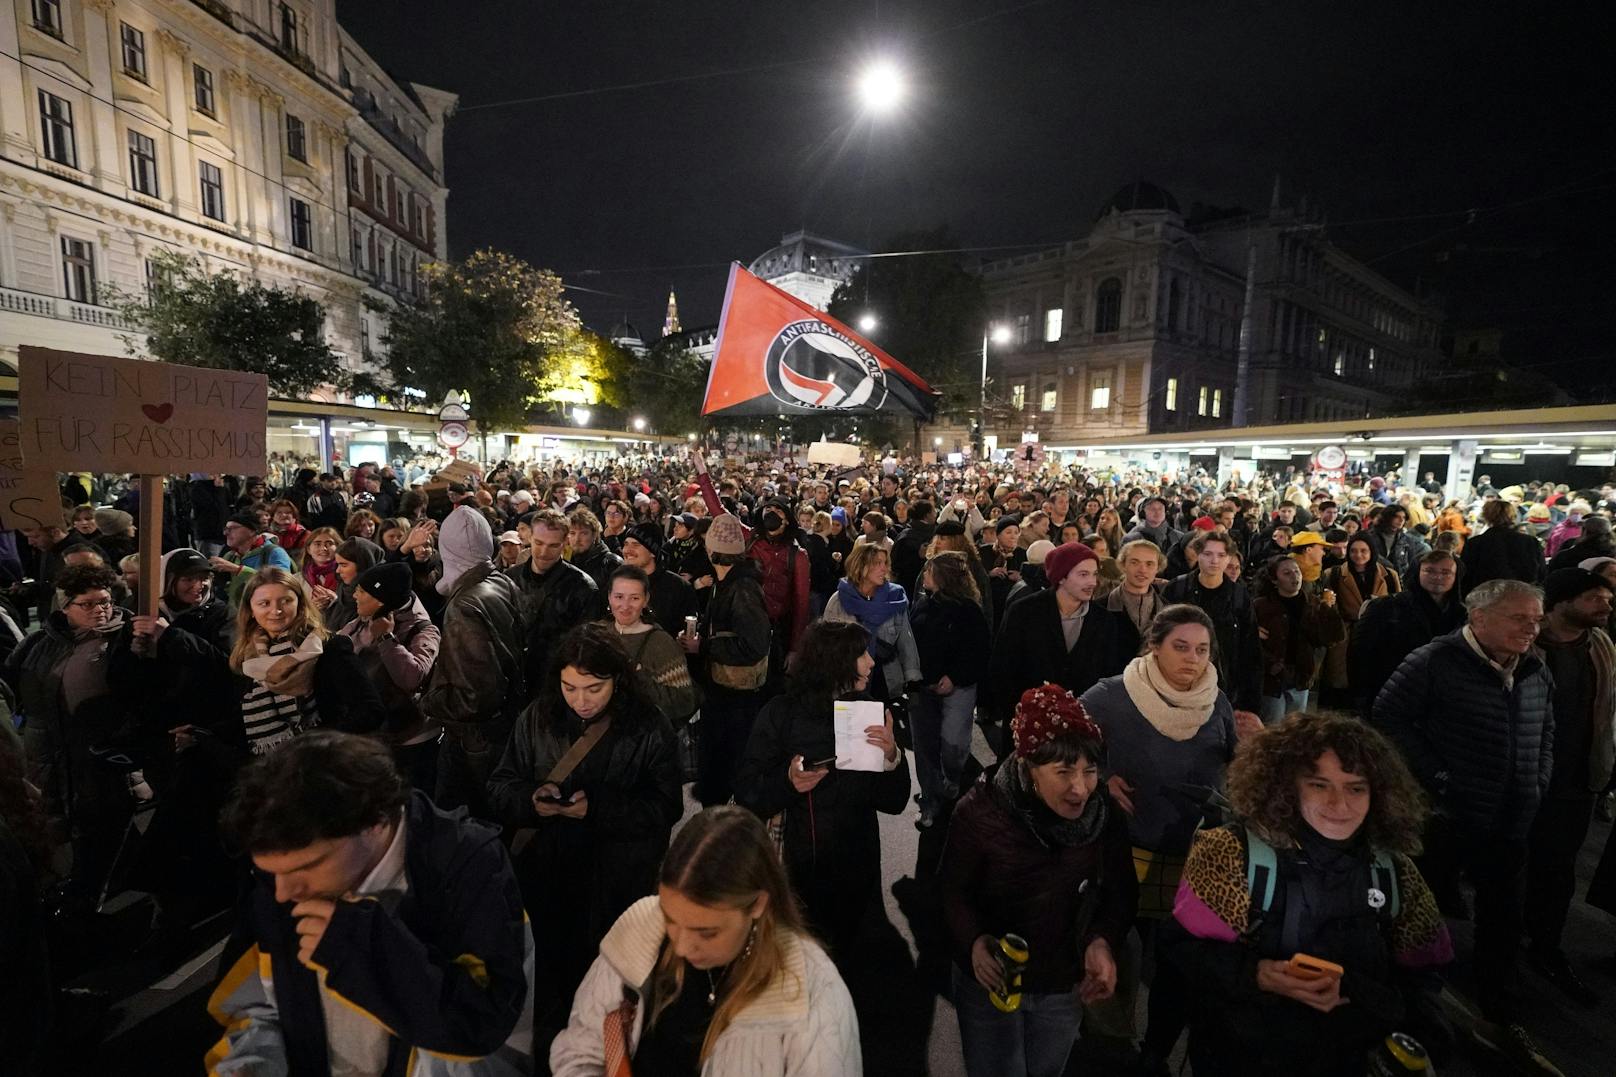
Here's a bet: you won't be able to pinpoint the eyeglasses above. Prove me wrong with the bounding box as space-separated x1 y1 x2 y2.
69 598 114 611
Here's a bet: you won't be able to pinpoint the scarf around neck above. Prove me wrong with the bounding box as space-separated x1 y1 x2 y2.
1121 654 1220 741
835 578 908 627
992 757 1108 849
242 632 324 697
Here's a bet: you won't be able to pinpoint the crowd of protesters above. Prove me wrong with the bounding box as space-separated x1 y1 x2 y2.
2 446 1615 1076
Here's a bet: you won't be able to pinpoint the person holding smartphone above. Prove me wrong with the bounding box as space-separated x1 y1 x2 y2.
733 619 908 953
1163 713 1453 1076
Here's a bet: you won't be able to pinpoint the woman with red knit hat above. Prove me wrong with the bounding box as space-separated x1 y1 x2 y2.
938 683 1137 1077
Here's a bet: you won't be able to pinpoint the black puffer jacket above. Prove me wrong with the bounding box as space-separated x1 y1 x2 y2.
1459 524 1543 594
506 558 595 693
1372 630 1553 838
487 695 681 947
421 561 526 729
1347 587 1466 718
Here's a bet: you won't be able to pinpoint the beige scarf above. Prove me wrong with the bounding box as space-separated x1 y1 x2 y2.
1121 654 1220 741
242 633 324 698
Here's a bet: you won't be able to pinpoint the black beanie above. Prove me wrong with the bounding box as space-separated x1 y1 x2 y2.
625 522 664 558
357 561 413 614
1543 568 1614 612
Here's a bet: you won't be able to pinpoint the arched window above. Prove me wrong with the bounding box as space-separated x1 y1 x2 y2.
1094 277 1122 334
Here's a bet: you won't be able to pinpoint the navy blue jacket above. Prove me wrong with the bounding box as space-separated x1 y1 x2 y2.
1372 630 1554 838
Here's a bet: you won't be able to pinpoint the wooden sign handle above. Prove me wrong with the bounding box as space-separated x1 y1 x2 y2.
138 475 163 619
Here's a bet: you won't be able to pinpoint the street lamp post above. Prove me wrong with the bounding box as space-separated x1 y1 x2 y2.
979 323 1011 456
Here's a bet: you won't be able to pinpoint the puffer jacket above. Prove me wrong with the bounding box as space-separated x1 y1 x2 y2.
506 558 596 691
421 560 526 729
550 896 861 1077
748 533 811 652
487 697 681 945
1372 629 1554 838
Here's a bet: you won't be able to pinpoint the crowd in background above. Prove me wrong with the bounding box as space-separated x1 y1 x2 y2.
3 444 1615 1076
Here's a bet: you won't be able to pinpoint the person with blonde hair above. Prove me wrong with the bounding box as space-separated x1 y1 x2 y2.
823 542 920 704
227 567 381 753
551 805 861 1075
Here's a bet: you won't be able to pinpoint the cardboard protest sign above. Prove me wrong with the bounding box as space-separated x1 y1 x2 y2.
0 418 65 530
17 347 268 476
807 441 862 468
433 456 483 485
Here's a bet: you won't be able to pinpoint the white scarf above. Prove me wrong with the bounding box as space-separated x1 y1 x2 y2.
1121 654 1220 741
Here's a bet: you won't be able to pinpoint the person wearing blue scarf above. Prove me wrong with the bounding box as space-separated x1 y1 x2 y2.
823 542 921 702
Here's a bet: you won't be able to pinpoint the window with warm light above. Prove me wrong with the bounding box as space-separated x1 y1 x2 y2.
1041 382 1058 412
1090 375 1110 410
1198 386 1209 416
1165 377 1178 411
1212 388 1223 417
1044 308 1063 342
1010 384 1026 411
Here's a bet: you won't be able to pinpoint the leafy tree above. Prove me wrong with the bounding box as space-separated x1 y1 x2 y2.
533 328 635 421
376 249 580 431
827 226 987 422
626 335 711 436
107 249 369 397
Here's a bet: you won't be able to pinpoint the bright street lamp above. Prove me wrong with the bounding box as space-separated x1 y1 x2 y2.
632 416 646 432
933 436 943 447
572 407 591 426
858 313 879 334
979 323 1010 454
856 59 906 115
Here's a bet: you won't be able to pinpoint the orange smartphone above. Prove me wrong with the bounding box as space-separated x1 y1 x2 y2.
1288 953 1344 980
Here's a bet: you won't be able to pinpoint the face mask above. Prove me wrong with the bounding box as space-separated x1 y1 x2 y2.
763 512 785 533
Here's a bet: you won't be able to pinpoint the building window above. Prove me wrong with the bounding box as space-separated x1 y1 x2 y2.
120 23 148 80
1010 384 1026 411
1212 388 1223 418
1041 382 1058 412
61 237 96 303
1197 385 1209 416
1043 308 1063 342
193 64 216 115
410 196 425 236
1090 375 1110 410
38 90 76 168
286 114 307 162
1094 277 1122 334
199 161 226 220
1367 347 1376 371
279 3 300 54
1167 278 1182 331
1013 311 1031 344
31 0 64 37
360 316 370 356
372 170 385 207
1165 377 1178 411
289 197 312 250
351 225 364 269
128 130 159 196
346 149 361 192
1333 351 1345 377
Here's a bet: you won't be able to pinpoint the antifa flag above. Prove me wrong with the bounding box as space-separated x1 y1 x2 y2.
700 264 939 420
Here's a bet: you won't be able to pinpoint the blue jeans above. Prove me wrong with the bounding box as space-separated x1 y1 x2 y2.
1259 688 1310 725
953 965 1081 1077
912 685 977 814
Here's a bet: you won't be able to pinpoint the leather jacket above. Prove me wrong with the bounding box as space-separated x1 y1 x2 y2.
420 560 525 727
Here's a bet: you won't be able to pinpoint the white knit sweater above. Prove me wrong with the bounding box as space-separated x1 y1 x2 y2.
549 896 862 1076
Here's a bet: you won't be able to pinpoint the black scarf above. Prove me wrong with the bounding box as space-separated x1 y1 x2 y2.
992 759 1108 850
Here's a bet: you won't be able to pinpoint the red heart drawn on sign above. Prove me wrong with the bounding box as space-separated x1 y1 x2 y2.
141 403 175 424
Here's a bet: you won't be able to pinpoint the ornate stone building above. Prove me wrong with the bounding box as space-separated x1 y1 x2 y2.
748 229 868 311
0 0 454 392
978 181 1444 447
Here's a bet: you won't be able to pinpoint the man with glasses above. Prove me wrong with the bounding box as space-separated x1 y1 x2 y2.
4 564 139 906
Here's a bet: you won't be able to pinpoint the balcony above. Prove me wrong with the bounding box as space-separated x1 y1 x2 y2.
0 285 136 329
351 87 439 181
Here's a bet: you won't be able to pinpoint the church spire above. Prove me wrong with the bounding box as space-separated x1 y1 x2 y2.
662 288 681 337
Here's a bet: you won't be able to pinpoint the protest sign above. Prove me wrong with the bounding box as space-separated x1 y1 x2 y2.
0 418 64 530
17 346 268 475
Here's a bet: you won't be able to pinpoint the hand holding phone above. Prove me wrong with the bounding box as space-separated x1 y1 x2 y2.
805 756 836 771
1287 953 1344 981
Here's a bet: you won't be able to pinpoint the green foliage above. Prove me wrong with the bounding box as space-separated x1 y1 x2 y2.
106 249 354 397
376 249 581 431
626 335 712 436
827 227 987 419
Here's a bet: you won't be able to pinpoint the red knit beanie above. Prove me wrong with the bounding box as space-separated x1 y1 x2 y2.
1041 541 1098 587
1012 683 1103 758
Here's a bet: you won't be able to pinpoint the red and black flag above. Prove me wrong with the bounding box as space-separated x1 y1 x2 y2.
700 264 939 420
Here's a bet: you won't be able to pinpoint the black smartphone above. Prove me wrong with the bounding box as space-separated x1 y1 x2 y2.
805 756 836 771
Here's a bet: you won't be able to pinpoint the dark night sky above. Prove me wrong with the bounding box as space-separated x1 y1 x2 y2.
337 1 1615 393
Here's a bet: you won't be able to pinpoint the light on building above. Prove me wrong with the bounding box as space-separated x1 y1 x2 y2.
858 313 879 333
686 433 697 441
933 436 943 446
990 324 1013 346
856 59 906 115
632 416 646 432
572 407 591 426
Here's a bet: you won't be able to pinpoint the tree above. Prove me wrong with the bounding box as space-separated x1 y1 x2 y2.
377 249 580 431
533 328 635 421
107 249 368 397
625 335 711 436
827 226 987 423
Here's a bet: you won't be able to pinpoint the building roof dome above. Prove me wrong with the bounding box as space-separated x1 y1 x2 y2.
748 231 869 281
1097 180 1181 220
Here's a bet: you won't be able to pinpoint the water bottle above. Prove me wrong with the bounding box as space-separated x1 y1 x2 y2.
989 933 1029 1013
1368 1032 1435 1076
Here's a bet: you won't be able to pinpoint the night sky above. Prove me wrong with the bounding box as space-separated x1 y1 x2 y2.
338 1 1615 393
